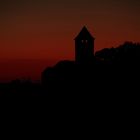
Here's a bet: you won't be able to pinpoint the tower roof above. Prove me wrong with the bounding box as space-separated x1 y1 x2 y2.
75 26 94 40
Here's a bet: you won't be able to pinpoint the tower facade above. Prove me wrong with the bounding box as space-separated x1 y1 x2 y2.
75 26 95 64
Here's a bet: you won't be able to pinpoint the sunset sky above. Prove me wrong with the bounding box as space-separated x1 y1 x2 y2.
0 0 140 82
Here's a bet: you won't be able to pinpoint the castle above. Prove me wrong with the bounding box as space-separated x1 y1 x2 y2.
41 26 95 85
75 26 95 64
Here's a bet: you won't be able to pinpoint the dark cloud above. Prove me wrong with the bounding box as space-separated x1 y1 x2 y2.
0 0 140 14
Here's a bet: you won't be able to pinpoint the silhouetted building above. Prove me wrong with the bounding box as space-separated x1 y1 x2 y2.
75 26 95 64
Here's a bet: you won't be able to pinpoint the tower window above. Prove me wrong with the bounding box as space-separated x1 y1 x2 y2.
81 40 88 43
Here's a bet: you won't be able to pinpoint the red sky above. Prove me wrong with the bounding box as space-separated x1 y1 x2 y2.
0 0 140 82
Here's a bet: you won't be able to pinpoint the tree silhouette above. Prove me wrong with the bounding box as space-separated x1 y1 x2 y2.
41 42 140 101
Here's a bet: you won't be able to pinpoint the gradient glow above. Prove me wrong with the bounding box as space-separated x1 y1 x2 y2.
0 0 140 81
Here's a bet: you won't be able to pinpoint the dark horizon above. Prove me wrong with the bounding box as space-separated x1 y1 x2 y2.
1 40 140 96
0 40 140 83
0 58 57 83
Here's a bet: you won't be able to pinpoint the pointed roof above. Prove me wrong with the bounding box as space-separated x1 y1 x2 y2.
75 26 94 40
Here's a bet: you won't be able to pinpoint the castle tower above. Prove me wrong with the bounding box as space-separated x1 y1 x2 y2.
75 26 95 64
